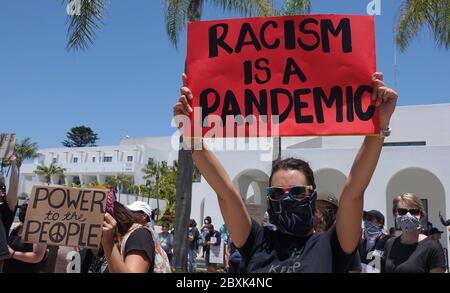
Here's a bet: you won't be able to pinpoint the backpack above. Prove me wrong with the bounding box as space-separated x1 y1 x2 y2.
120 223 172 273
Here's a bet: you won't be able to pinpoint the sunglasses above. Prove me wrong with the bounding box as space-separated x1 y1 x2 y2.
397 208 421 216
266 185 314 202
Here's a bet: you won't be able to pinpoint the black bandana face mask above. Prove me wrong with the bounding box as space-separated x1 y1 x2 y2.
267 191 317 237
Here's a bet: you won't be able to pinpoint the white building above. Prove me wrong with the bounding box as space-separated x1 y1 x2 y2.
19 136 177 209
18 103 450 256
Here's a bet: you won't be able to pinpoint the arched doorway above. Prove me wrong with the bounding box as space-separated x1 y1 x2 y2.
386 168 447 248
314 168 347 201
232 169 270 223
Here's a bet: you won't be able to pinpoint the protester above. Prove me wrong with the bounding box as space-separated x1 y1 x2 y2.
359 210 391 273
97 190 171 273
382 193 445 273
3 201 47 273
204 224 221 272
0 155 18 236
201 216 212 258
174 72 398 272
188 219 200 273
225 240 241 273
158 223 174 264
0 213 8 272
429 228 444 241
314 192 362 273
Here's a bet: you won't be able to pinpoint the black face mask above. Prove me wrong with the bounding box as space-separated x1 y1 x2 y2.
267 191 317 237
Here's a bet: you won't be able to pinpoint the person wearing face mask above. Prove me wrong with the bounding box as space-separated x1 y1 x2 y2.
174 72 397 273
359 210 390 273
382 193 445 273
200 216 212 258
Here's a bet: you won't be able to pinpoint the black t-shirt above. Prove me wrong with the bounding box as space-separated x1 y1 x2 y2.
359 234 391 265
0 201 16 234
189 227 200 251
0 215 9 261
238 219 355 273
382 236 445 273
124 228 155 273
349 250 362 272
3 226 46 273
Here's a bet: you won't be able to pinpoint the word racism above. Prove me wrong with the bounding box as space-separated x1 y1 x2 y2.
186 15 378 137
23 186 107 249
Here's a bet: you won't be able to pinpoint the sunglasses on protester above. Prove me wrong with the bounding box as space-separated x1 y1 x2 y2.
266 185 314 202
396 208 421 216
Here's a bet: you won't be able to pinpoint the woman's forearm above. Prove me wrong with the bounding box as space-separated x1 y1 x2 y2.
344 136 384 199
192 145 251 247
7 164 18 210
103 243 130 273
12 244 46 264
336 136 384 254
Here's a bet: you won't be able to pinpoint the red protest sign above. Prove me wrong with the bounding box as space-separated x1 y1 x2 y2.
186 14 378 137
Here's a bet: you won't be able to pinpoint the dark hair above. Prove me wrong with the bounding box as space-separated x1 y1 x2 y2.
190 219 197 227
314 201 338 233
162 222 170 228
269 158 316 189
204 216 212 223
113 201 141 236
0 183 6 194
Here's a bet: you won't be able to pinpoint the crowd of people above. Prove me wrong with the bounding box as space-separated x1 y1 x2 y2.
0 72 449 273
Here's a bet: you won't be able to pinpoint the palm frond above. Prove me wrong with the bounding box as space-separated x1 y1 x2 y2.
64 0 107 51
278 0 311 16
208 0 274 17
396 0 449 52
164 0 192 49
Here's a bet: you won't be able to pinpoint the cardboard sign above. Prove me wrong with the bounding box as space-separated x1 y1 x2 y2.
0 133 16 159
23 185 108 249
186 14 378 137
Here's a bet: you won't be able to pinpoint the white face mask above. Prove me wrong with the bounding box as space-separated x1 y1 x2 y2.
396 213 421 232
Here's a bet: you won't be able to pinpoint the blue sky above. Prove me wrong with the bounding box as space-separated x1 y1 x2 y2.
1 0 449 148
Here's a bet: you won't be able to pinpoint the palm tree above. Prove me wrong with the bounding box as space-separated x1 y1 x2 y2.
63 0 107 51
142 159 170 220
396 0 449 52
105 174 133 203
12 138 40 176
34 164 66 185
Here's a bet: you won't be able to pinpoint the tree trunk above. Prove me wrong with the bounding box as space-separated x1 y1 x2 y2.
172 0 203 273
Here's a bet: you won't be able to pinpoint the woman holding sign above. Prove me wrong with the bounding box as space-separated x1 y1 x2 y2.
173 72 398 273
99 190 171 273
4 202 47 273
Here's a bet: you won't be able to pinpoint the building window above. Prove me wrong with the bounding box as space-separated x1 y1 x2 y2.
73 157 78 163
148 158 154 165
127 156 133 162
92 157 96 163
103 156 113 163
383 141 426 147
52 158 58 164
